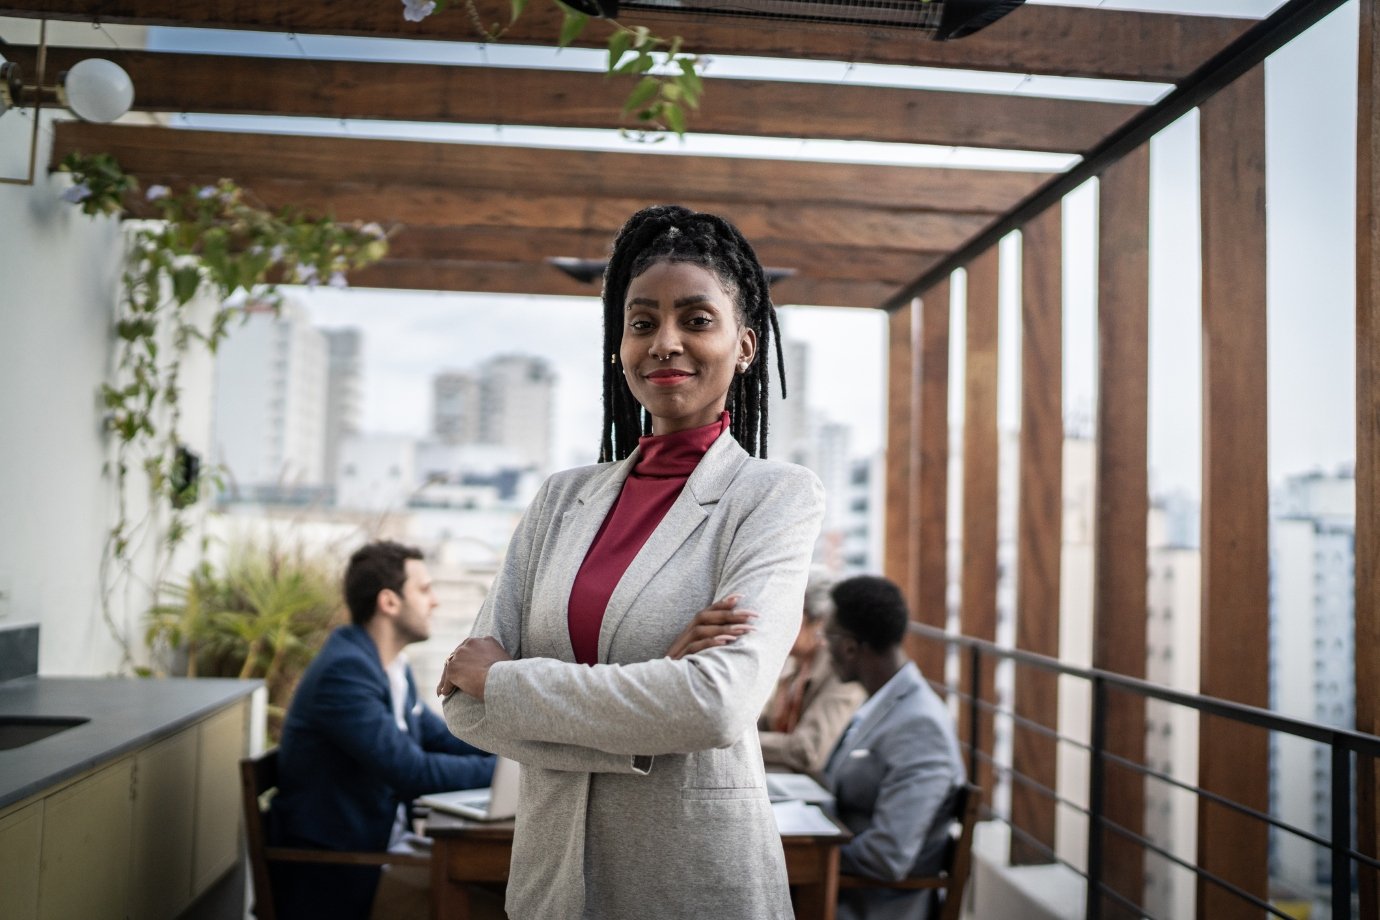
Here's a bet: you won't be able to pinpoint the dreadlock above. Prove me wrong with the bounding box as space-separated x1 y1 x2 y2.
598 205 787 463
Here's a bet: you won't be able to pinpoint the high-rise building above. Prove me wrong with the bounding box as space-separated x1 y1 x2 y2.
321 328 362 486
432 371 481 446
212 299 328 495
1269 469 1356 910
768 338 811 465
479 355 556 474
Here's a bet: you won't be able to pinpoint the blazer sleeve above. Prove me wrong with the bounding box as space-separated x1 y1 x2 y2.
758 671 865 774
443 477 653 775
838 710 961 881
463 466 825 757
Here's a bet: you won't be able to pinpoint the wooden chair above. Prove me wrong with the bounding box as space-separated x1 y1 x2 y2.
837 784 982 920
240 749 429 920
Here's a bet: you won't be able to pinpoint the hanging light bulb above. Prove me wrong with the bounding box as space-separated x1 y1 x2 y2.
59 58 134 124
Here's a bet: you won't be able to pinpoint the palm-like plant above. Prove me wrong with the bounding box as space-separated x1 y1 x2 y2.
146 542 342 737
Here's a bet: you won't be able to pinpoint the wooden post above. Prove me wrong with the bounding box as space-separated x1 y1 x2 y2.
1196 65 1270 920
1094 144 1151 915
1010 205 1063 866
885 301 916 600
909 281 952 685
1357 1 1380 912
960 247 1002 800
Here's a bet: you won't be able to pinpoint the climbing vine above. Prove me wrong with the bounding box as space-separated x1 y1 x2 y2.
60 152 389 671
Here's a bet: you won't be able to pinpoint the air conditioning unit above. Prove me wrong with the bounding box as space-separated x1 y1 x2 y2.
563 0 1024 41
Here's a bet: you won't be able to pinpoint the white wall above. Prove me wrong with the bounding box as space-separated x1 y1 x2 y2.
0 106 216 675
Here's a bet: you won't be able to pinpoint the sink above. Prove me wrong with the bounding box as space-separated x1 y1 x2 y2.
0 716 89 751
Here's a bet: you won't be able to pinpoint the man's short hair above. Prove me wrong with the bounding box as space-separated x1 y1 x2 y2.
831 575 909 652
343 540 424 626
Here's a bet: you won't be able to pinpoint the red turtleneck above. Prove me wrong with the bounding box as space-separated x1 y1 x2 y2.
567 412 729 666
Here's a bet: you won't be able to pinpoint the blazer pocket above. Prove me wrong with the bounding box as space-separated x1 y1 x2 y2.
682 786 766 801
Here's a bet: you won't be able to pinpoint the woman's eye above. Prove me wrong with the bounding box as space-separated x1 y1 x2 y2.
686 315 713 328
629 319 653 332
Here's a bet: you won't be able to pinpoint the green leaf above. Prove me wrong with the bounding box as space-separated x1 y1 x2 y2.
510 0 530 24
608 30 633 73
665 102 687 135
556 3 589 47
624 76 662 115
171 266 201 305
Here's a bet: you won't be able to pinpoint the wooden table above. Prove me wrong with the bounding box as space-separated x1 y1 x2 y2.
426 810 851 920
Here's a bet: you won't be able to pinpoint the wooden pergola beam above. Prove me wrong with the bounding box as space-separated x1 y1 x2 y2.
348 259 895 308
383 227 944 285
8 47 1140 154
112 175 993 254
51 123 1047 215
0 1 1253 83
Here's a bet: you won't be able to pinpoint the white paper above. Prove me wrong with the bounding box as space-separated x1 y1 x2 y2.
765 772 833 804
772 800 846 836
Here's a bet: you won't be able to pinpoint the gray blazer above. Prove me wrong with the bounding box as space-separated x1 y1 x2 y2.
825 662 966 920
444 430 825 920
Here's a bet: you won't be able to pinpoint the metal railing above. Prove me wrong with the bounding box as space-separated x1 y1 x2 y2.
909 622 1380 920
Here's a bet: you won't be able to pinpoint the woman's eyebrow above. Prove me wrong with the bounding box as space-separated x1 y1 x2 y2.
625 294 716 310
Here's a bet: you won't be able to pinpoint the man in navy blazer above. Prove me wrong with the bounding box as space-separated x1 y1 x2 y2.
822 575 966 920
269 540 494 920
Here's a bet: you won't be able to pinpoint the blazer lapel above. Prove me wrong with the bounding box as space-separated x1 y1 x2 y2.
826 666 921 781
596 431 748 663
533 453 639 662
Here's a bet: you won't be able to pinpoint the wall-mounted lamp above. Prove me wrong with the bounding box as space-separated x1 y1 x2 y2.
0 23 135 186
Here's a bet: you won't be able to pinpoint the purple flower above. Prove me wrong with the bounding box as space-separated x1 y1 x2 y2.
328 271 349 289
402 0 437 21
146 184 170 201
61 183 92 204
360 222 385 239
269 244 287 263
295 264 320 288
196 186 217 200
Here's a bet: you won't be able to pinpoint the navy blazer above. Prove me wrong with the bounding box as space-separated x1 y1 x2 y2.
269 625 493 919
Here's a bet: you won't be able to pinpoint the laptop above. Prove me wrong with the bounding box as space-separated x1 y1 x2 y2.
417 756 521 821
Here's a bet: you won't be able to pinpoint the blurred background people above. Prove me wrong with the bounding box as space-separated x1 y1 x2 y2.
758 572 865 774
822 574 965 920
269 540 494 920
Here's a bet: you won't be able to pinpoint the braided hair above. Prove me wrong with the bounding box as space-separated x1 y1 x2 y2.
599 205 786 462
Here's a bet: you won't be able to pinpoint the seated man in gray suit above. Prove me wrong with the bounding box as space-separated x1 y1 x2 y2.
822 575 966 920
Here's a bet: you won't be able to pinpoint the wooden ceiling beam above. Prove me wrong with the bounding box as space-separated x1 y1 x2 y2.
383 226 944 284
0 1 1252 83
8 46 1139 153
51 123 1047 214
115 175 992 251
349 259 896 308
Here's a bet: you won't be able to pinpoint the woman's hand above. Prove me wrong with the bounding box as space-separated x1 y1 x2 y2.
436 637 512 701
665 595 758 660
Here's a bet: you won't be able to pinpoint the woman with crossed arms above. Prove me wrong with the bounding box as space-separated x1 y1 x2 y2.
437 205 825 919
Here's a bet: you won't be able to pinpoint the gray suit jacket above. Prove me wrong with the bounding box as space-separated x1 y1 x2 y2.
825 662 966 920
444 430 824 919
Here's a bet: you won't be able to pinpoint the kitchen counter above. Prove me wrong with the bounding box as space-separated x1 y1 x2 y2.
0 676 260 810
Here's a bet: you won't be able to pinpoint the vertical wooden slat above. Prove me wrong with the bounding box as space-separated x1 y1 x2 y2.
1094 144 1152 915
1010 206 1064 866
909 281 951 685
960 247 1001 800
1197 65 1270 920
1356 2 1380 912
886 301 916 600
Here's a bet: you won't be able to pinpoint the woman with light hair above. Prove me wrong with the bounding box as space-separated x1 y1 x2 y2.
758 571 866 774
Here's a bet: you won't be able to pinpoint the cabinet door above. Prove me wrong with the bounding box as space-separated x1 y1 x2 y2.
0 801 43 920
131 728 198 920
38 759 133 920
194 700 248 892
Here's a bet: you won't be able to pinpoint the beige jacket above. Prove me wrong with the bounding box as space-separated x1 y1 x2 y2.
758 644 866 774
444 430 824 920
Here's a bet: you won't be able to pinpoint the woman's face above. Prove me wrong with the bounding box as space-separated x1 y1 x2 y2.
620 260 757 436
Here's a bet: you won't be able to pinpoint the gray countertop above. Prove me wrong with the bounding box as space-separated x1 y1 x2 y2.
0 676 260 810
